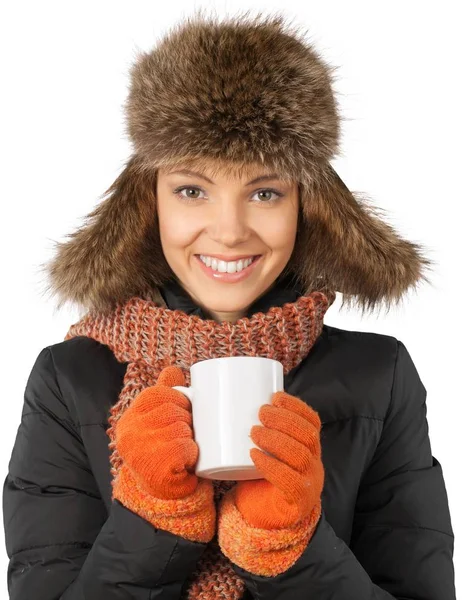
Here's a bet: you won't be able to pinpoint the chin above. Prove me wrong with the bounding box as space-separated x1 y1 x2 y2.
198 289 266 319
200 298 252 313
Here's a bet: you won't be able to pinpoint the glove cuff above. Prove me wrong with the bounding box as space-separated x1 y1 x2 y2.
113 463 216 543
218 486 322 576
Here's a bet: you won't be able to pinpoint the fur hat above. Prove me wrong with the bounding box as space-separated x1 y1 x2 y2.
40 9 434 317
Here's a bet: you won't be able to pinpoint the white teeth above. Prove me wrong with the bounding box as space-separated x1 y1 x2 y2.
199 255 256 273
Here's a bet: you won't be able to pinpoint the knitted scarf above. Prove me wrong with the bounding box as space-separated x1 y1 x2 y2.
64 287 336 599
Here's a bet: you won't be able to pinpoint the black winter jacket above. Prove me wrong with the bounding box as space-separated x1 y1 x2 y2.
2 279 456 599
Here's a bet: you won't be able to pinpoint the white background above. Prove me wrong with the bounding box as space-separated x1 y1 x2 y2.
1 0 460 596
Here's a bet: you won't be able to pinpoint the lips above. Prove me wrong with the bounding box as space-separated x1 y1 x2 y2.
198 255 258 269
194 254 262 283
196 254 261 262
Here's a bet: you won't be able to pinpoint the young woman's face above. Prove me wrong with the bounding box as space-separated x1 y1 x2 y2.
156 161 299 323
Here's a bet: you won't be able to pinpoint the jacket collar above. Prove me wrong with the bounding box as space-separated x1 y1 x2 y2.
158 273 304 320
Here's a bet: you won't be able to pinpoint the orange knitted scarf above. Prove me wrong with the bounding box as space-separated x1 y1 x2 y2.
64 287 336 599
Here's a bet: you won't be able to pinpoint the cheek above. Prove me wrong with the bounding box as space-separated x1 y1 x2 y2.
254 212 297 251
158 207 200 250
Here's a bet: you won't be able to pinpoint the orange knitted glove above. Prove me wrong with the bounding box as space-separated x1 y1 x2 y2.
217 390 324 576
112 365 216 543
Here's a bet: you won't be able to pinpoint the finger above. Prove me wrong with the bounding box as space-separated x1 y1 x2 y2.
139 437 199 477
132 384 192 413
271 392 321 431
145 402 193 428
258 405 321 458
250 425 314 474
117 402 193 439
154 420 194 441
133 438 199 497
249 446 306 505
156 365 186 387
116 423 194 463
119 461 198 501
234 479 303 529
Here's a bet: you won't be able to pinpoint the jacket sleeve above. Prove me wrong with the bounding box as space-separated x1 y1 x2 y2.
227 339 456 599
2 347 208 599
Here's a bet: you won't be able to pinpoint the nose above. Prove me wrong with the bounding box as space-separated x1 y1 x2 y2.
206 199 251 247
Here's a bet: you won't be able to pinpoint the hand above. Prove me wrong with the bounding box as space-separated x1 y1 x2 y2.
112 365 216 544
115 365 205 499
233 390 324 529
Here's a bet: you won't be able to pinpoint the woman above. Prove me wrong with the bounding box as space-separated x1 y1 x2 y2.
2 10 456 600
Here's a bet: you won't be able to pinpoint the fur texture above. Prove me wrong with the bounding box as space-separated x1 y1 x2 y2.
39 9 434 317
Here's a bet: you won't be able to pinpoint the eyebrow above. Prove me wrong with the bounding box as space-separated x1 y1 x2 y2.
166 169 282 186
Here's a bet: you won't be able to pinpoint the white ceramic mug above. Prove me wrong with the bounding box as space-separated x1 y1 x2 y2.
172 356 284 480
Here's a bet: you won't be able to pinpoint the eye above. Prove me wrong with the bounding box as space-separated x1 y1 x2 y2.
253 189 284 204
173 186 205 201
172 186 284 205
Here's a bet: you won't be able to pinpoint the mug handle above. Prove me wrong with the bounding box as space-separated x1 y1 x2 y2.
172 385 194 402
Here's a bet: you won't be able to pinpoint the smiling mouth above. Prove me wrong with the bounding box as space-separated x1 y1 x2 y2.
197 255 260 272
195 254 261 261
194 254 262 280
